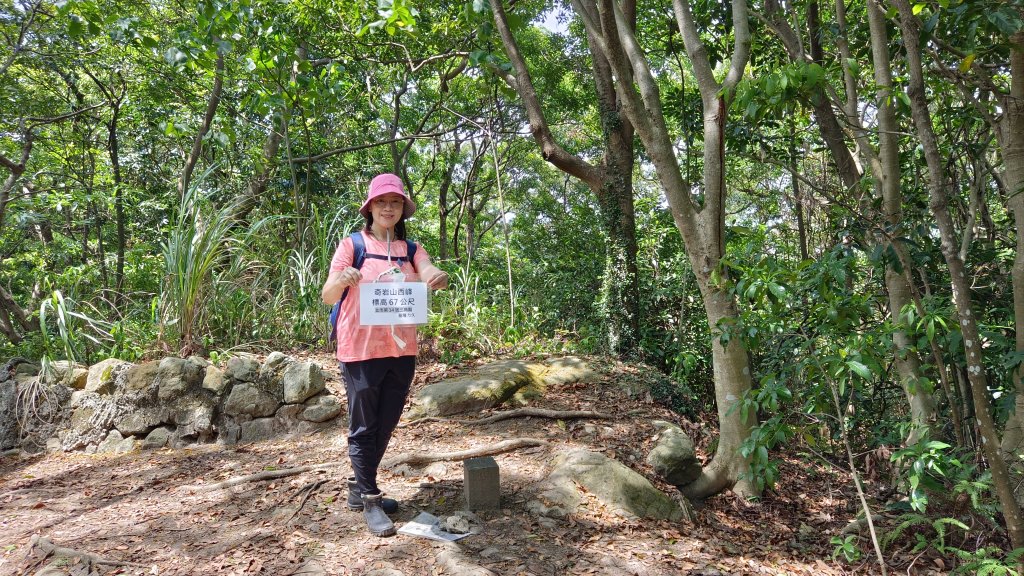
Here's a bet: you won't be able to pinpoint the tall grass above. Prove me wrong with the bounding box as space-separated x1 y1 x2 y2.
160 169 243 355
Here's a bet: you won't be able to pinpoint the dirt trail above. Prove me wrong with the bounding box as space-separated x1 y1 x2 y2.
1 356 876 575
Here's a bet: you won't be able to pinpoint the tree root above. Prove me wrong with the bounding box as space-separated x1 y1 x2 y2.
401 408 613 428
383 437 550 468
185 462 340 491
288 479 327 521
29 535 148 569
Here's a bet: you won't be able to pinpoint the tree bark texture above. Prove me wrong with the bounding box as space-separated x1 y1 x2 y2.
891 0 1024 550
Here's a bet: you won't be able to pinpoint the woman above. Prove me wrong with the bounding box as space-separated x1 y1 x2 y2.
321 173 448 537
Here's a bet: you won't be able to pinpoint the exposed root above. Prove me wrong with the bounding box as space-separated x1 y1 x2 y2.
288 479 327 521
401 408 613 428
383 437 550 468
29 535 148 568
185 462 340 491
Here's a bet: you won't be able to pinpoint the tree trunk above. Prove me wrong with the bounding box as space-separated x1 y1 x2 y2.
866 0 936 443
892 0 1024 550
997 28 1024 499
567 0 757 497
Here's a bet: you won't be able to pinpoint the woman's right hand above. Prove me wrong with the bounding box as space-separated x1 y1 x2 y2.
338 266 363 288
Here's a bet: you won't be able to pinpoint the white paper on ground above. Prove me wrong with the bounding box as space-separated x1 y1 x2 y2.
397 512 472 542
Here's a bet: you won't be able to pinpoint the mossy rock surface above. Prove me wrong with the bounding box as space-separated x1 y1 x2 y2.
406 356 598 419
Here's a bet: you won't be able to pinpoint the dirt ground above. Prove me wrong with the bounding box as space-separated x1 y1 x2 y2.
0 354 929 575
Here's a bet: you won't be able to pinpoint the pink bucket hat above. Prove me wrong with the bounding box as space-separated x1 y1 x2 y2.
360 173 416 218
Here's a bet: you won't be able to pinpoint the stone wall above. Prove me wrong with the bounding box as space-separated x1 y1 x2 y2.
0 352 342 454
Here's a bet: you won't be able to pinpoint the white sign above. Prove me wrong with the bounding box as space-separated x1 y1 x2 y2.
359 282 428 325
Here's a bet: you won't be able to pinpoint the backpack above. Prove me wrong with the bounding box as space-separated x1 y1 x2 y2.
328 232 417 344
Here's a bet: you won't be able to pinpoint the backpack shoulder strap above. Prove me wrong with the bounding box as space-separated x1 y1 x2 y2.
406 240 417 270
350 231 367 269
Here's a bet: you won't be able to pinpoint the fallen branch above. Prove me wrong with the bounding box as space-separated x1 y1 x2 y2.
401 408 613 428
29 535 147 568
383 437 550 468
185 462 341 491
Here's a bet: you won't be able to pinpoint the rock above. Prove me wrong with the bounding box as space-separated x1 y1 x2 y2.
114 406 170 437
14 361 39 377
46 437 61 452
202 365 228 395
532 356 599 386
157 357 203 401
260 352 291 384
225 356 260 383
407 360 537 418
646 420 702 487
122 361 161 393
85 358 131 394
282 361 325 404
530 448 685 521
171 396 216 441
301 394 342 423
42 361 88 388
223 383 279 418
97 430 136 454
239 417 279 443
142 426 172 450
407 357 600 419
0 380 17 450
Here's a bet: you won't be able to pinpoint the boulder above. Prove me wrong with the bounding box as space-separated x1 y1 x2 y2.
239 417 279 443
301 394 343 423
113 405 169 437
121 361 161 394
646 420 702 487
85 358 132 394
260 351 290 383
0 380 17 450
528 448 685 521
43 361 88 389
97 429 136 454
202 365 228 395
157 357 204 401
407 357 599 419
407 360 538 419
223 383 279 418
282 361 325 404
225 356 260 383
142 426 173 450
172 397 215 441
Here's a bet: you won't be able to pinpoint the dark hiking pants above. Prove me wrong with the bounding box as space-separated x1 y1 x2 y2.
339 355 415 495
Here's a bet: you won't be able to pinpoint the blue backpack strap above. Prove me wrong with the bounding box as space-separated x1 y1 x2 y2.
328 232 367 344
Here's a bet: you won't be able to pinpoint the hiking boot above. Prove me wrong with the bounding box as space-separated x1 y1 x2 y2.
362 493 396 537
347 477 398 513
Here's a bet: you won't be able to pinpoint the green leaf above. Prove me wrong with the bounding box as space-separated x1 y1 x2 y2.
912 3 924 15
847 360 872 379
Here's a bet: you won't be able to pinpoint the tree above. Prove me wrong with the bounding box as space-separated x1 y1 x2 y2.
567 0 758 498
490 0 642 358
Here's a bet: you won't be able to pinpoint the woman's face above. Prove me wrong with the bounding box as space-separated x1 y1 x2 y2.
370 193 405 229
